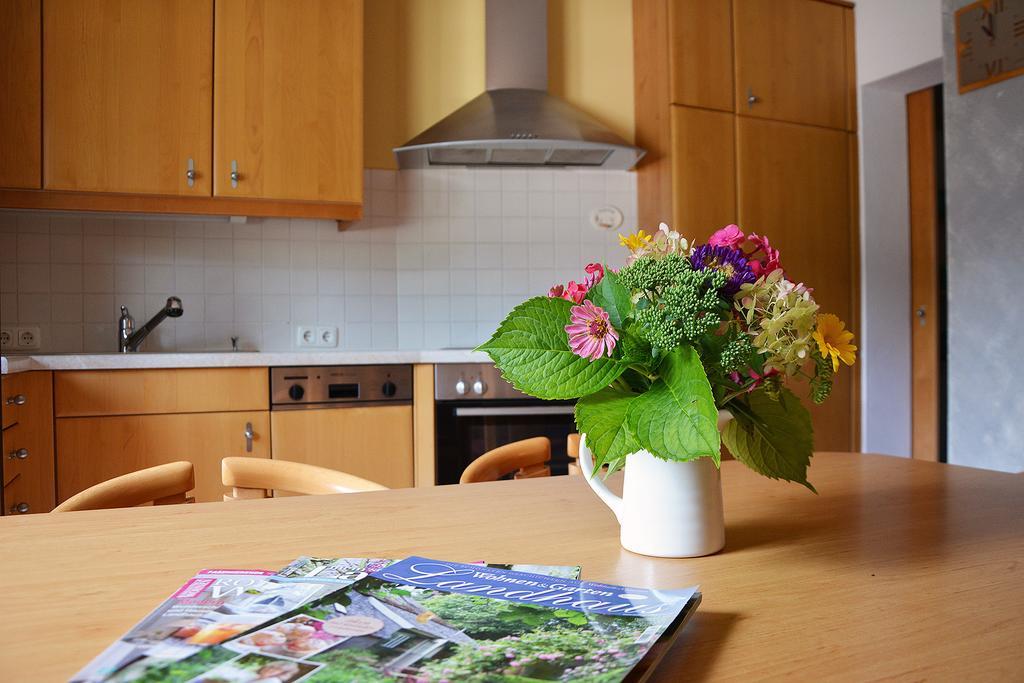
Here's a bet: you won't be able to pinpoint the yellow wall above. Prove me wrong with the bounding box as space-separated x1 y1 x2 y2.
365 0 634 169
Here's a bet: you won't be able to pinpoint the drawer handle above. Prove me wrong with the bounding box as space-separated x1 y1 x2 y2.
244 422 254 453
8 448 28 460
10 502 29 514
5 394 26 406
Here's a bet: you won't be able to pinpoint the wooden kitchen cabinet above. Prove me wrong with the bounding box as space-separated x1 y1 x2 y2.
54 368 271 503
42 0 214 195
2 372 55 515
670 105 736 233
213 0 363 204
271 406 414 490
56 412 270 504
0 0 42 189
736 116 855 450
733 0 853 131
668 0 733 111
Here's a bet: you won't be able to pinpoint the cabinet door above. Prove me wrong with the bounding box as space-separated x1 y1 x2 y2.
670 106 736 235
56 411 270 504
271 406 413 489
42 0 213 195
669 0 733 111
0 0 41 189
737 117 854 451
214 0 363 203
733 0 851 130
2 372 55 515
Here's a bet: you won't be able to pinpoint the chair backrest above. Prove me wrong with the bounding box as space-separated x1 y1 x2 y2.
460 437 552 484
52 461 195 512
567 433 581 475
221 457 388 501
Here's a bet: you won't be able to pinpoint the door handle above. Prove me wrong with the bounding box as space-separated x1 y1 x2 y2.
5 394 26 406
8 448 28 460
230 160 241 188
915 305 927 326
746 87 759 108
244 422 254 453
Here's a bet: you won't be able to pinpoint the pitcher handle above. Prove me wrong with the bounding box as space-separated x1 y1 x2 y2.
578 435 624 523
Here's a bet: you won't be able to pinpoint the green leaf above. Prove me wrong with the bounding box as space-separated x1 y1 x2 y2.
587 268 632 329
477 296 635 399
575 387 640 471
722 388 817 492
626 345 720 463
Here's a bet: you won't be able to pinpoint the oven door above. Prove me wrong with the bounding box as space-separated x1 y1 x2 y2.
435 399 576 485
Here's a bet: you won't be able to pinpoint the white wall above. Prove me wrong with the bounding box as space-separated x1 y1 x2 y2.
941 0 1024 473
855 0 943 457
0 169 637 353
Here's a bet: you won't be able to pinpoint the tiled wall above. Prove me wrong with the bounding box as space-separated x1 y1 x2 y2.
0 169 637 353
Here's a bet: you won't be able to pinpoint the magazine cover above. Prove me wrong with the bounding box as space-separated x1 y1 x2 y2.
75 559 582 682
132 557 699 683
275 556 583 583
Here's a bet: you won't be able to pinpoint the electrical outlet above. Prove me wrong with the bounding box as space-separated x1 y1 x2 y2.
0 328 14 350
317 326 338 348
15 327 40 350
295 325 317 348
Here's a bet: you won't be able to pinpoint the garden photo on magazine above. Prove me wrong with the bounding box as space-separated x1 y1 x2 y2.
132 557 698 682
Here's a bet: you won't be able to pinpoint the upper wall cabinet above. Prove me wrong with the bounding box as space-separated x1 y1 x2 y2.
733 0 853 131
43 0 214 195
669 0 734 112
214 0 363 204
0 0 42 189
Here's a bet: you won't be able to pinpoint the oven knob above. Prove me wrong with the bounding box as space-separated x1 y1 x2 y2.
288 384 305 401
381 380 397 397
455 379 467 395
472 379 487 396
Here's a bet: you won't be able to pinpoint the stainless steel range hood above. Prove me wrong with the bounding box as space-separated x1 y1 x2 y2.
393 0 644 170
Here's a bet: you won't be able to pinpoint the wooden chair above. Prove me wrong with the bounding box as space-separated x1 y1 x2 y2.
460 437 551 484
52 461 195 512
222 457 388 501
567 433 581 476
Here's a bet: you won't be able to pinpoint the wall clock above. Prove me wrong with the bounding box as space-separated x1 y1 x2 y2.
955 0 1024 93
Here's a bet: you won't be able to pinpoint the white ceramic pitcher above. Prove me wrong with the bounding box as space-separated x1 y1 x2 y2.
578 411 731 558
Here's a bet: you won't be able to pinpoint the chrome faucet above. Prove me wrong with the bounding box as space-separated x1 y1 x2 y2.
118 297 184 352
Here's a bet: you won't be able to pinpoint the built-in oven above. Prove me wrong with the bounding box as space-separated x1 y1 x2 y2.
434 363 576 485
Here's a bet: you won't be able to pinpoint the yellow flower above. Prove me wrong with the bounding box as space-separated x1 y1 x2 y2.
813 314 857 372
618 230 652 253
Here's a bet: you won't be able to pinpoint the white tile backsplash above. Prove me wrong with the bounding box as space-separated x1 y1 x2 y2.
0 168 637 352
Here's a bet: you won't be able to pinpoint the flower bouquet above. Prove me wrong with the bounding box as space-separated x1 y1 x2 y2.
478 223 857 493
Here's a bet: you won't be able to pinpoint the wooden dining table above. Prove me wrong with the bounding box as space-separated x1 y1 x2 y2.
0 452 1021 681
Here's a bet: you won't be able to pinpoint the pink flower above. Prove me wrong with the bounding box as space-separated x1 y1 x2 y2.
746 233 782 276
708 224 745 249
584 262 605 289
565 300 618 361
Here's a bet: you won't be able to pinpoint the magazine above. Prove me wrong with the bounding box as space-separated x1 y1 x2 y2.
74 559 581 682
133 557 699 682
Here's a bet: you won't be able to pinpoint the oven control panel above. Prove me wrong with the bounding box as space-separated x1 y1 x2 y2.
271 364 412 408
435 363 526 401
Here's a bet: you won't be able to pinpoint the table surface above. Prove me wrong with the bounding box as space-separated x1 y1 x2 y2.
1 453 1021 682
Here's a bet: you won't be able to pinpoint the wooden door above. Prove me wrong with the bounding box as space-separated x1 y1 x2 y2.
42 0 213 195
669 0 734 111
214 0 363 203
271 406 414 489
56 411 270 503
2 372 55 515
907 87 944 462
737 117 855 451
670 105 737 235
733 0 851 130
0 0 42 189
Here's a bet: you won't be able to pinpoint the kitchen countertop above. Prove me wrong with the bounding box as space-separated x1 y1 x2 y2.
0 349 491 374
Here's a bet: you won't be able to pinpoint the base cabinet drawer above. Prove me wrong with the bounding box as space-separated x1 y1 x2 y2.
56 411 270 504
270 406 414 489
2 371 55 515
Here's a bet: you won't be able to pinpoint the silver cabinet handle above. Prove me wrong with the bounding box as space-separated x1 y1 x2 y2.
230 160 241 188
8 448 28 460
454 406 576 417
5 394 26 406
244 422 254 453
747 87 759 108
10 503 29 514
186 158 197 187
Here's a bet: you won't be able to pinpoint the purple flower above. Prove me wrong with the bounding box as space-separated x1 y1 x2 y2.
690 244 757 297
